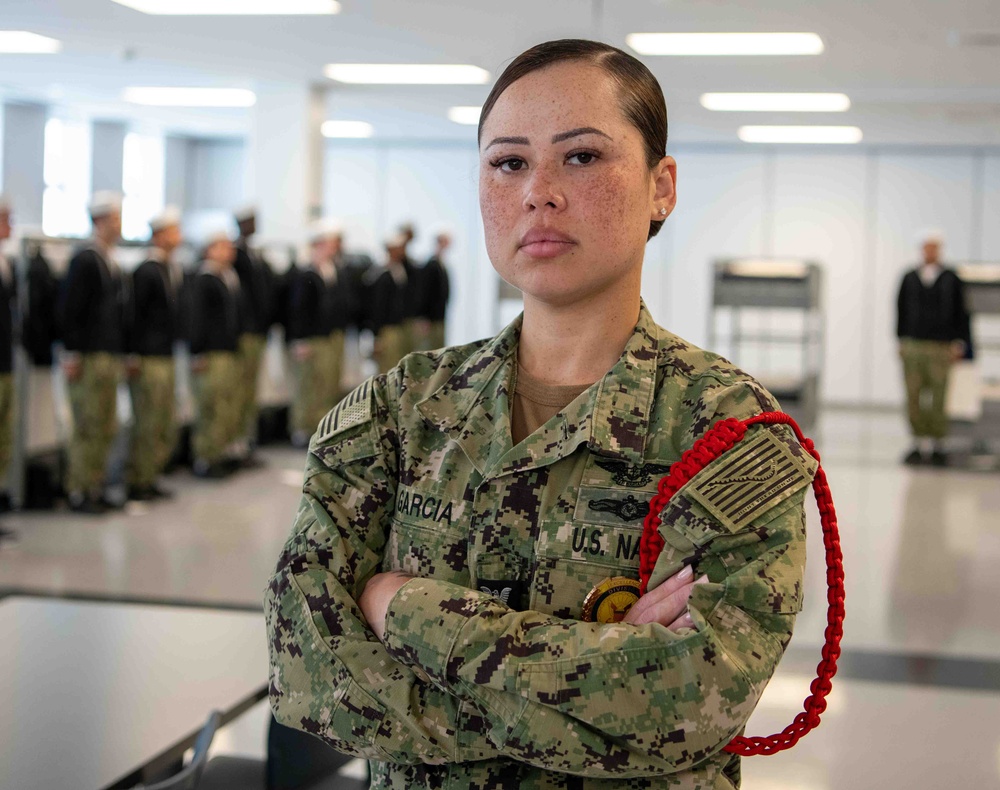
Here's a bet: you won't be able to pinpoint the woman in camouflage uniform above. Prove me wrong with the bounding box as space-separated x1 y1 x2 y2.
266 40 813 789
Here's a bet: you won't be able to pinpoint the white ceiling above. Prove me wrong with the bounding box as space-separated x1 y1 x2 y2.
1 0 999 144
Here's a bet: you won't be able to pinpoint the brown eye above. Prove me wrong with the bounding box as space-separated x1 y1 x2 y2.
568 152 597 165
498 158 526 173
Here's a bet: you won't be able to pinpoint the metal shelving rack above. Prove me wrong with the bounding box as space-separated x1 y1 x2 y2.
951 262 1000 457
708 258 824 429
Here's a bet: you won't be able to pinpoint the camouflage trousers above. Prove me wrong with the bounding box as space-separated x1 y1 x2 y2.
192 352 241 465
901 339 952 439
67 353 122 495
237 332 267 442
128 356 177 488
427 320 446 352
0 373 13 486
375 325 408 374
291 332 344 436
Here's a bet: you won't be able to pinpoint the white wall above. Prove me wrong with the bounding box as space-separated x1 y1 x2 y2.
323 140 1000 408
185 138 247 214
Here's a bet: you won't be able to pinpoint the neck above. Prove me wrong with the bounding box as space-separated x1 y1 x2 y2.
518 275 642 387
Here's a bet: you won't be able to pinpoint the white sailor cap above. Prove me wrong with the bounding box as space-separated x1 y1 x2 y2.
308 218 343 244
917 228 945 245
149 205 182 234
89 191 123 219
234 204 257 223
0 194 11 213
205 227 233 247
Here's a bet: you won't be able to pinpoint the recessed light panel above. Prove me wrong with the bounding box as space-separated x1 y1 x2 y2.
324 64 490 85
123 87 257 107
321 121 374 138
738 125 863 144
0 31 62 54
111 0 339 14
627 32 824 56
701 93 850 112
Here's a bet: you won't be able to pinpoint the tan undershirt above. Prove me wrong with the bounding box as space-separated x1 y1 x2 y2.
511 364 592 445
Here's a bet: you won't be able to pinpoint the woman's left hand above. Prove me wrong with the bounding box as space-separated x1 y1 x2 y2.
359 571 414 641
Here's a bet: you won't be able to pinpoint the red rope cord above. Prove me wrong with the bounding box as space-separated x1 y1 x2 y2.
638 412 845 756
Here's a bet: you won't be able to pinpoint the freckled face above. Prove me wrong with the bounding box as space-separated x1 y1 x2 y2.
479 61 659 307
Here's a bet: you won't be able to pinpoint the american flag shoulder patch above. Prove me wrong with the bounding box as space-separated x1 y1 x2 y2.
686 426 816 533
315 379 374 444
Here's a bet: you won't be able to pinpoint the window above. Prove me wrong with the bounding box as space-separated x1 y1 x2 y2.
42 118 92 238
122 132 165 241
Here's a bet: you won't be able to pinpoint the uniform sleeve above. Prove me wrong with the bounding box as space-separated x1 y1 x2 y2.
264 371 504 765
58 253 96 352
126 264 151 354
188 275 216 356
379 380 813 779
286 272 309 342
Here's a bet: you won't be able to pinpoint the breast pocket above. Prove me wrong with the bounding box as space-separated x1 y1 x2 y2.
530 486 650 621
383 517 471 584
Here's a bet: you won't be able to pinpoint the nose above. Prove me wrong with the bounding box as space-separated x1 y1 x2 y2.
522 162 567 213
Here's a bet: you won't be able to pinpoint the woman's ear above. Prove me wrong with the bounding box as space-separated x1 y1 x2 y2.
651 156 677 221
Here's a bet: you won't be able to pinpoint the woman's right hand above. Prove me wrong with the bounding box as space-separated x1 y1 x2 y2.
623 565 708 631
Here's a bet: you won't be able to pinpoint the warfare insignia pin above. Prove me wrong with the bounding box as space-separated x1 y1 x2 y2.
588 494 649 522
582 576 641 623
595 458 672 487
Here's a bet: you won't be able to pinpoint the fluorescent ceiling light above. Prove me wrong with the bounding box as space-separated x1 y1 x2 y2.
627 32 824 56
738 125 863 144
123 87 256 107
322 121 374 138
701 93 850 112
324 64 490 85
448 106 482 125
110 0 339 13
0 31 62 54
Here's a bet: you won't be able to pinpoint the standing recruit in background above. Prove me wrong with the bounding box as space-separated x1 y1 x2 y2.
897 230 971 466
365 234 411 374
0 195 17 542
125 207 184 501
233 207 273 467
189 230 242 479
57 192 129 514
287 221 351 448
420 230 452 351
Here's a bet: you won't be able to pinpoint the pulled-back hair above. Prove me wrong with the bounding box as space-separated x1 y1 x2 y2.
478 39 669 240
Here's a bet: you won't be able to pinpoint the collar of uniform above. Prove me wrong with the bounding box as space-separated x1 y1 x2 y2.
416 300 658 476
585 300 658 465
416 313 522 476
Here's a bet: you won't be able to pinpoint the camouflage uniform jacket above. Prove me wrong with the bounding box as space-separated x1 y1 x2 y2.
265 301 815 789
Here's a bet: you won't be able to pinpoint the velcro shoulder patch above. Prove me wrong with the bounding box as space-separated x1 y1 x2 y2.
685 426 817 533
316 379 374 444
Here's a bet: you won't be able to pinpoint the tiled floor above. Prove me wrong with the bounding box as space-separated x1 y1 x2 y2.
2 407 999 787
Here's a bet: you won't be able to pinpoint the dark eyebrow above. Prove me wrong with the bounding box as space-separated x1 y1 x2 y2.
484 135 529 150
484 127 613 150
552 126 612 144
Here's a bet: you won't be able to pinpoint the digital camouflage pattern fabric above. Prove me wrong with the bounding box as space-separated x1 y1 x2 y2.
66 352 121 495
128 356 176 488
265 301 815 789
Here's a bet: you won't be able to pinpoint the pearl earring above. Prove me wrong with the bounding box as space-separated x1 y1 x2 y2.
659 208 667 216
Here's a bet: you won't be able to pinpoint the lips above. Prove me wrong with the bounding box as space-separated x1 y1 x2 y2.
518 227 576 258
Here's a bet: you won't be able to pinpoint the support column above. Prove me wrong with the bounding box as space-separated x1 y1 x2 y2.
246 81 326 245
1 102 47 229
90 120 127 194
164 135 190 211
